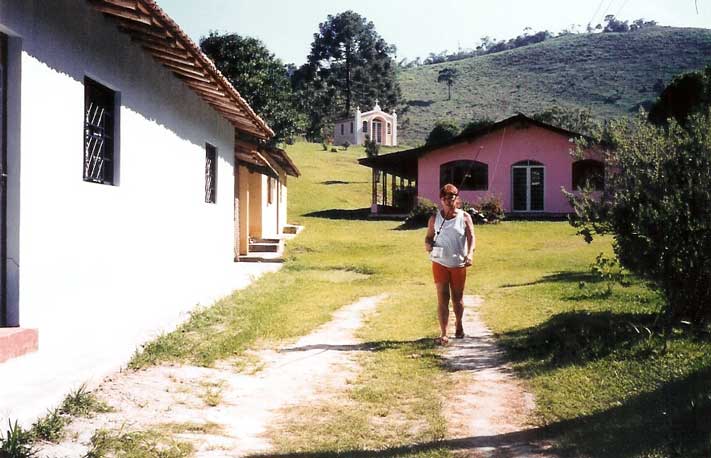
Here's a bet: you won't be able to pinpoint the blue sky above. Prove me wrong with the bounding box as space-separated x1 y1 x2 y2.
158 0 710 65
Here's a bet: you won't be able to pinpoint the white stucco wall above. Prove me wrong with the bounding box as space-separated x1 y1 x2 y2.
0 0 281 425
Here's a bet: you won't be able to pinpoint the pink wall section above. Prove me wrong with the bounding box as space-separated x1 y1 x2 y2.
417 124 591 213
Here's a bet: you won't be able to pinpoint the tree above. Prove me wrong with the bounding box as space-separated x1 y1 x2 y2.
425 119 460 146
649 65 711 127
200 32 304 144
437 68 458 101
533 106 598 136
565 111 711 326
304 11 400 116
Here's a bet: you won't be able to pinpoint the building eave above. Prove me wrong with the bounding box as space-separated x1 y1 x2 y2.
87 0 274 140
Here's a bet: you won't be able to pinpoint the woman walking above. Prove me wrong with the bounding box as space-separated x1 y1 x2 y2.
424 184 475 345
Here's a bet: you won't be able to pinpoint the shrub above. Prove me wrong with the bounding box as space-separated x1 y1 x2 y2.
565 111 711 326
0 420 36 458
341 141 350 150
403 198 437 227
425 119 460 146
321 142 328 151
364 137 379 157
474 194 505 223
330 147 338 153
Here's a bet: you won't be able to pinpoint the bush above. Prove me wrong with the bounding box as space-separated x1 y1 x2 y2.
403 198 437 227
565 111 711 326
341 141 350 150
364 137 379 157
425 119 460 146
330 147 338 153
459 195 505 224
474 194 505 223
321 142 328 151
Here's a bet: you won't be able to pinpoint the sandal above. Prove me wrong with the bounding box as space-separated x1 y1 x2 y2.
435 336 449 346
455 329 465 339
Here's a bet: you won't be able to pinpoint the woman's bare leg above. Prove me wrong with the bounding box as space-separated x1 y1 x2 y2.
436 282 450 340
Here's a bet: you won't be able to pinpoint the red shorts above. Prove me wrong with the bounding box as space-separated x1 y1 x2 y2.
432 262 467 289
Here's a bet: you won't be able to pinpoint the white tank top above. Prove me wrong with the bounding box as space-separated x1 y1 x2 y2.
430 209 468 267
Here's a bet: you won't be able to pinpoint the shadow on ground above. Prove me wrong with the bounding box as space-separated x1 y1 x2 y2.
303 208 372 220
246 366 711 458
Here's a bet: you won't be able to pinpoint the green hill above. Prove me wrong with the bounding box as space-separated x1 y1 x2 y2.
398 26 711 144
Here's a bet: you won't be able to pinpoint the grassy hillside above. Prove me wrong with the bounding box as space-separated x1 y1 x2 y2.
398 26 711 144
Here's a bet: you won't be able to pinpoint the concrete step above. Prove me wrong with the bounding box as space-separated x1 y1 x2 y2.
0 328 39 363
249 241 282 253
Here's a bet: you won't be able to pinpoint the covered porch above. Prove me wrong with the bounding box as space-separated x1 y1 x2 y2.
358 149 421 215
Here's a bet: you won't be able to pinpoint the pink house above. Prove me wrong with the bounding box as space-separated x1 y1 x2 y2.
359 114 603 216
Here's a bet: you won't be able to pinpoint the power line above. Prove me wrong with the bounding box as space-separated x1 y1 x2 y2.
614 0 632 18
588 0 606 27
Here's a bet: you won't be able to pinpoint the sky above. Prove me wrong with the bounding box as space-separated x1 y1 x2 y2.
157 0 710 66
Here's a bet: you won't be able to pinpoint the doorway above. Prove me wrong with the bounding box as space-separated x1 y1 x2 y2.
512 161 544 212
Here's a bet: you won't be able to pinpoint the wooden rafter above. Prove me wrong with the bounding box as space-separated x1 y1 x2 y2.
87 0 274 139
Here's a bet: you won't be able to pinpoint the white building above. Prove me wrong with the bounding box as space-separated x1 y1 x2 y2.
333 101 398 147
0 0 297 425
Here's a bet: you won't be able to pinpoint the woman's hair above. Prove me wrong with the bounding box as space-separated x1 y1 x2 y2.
439 183 459 198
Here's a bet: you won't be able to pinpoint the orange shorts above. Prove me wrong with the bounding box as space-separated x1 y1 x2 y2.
432 262 467 289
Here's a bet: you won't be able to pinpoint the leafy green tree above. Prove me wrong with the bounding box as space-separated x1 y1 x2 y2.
437 68 458 101
200 32 304 144
533 106 598 136
565 111 711 326
649 65 711 127
425 120 460 146
460 117 495 136
300 10 400 118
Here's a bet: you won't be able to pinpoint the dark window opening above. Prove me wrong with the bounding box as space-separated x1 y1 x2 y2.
440 160 488 191
350 122 353 134
340 124 344 135
205 143 217 203
362 121 368 133
572 160 604 191
84 78 116 184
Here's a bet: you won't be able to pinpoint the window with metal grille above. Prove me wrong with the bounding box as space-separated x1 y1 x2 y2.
440 160 488 191
84 78 116 184
205 143 217 203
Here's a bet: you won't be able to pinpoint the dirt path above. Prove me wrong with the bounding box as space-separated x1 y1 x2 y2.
442 295 556 458
37 295 386 458
37 293 555 458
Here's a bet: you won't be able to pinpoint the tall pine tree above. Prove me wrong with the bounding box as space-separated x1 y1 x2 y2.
294 10 400 139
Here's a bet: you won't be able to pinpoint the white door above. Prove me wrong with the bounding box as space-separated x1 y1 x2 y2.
512 164 545 212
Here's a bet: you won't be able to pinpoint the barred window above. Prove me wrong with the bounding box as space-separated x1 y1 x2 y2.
205 143 217 203
84 78 116 184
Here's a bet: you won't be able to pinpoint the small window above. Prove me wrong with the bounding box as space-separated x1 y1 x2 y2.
572 160 604 191
84 78 116 184
387 123 391 134
205 143 217 203
362 121 368 133
340 124 344 135
440 160 488 191
350 122 354 134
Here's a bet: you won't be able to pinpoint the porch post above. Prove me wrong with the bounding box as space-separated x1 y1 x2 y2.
371 169 378 212
382 172 387 206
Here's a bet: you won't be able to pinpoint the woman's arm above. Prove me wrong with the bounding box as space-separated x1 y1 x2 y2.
463 212 475 266
424 214 436 252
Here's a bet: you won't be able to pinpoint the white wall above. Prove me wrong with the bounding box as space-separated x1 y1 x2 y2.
0 0 281 425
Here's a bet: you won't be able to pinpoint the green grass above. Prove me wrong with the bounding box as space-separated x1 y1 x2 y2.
85 429 193 458
398 27 711 143
128 141 710 457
